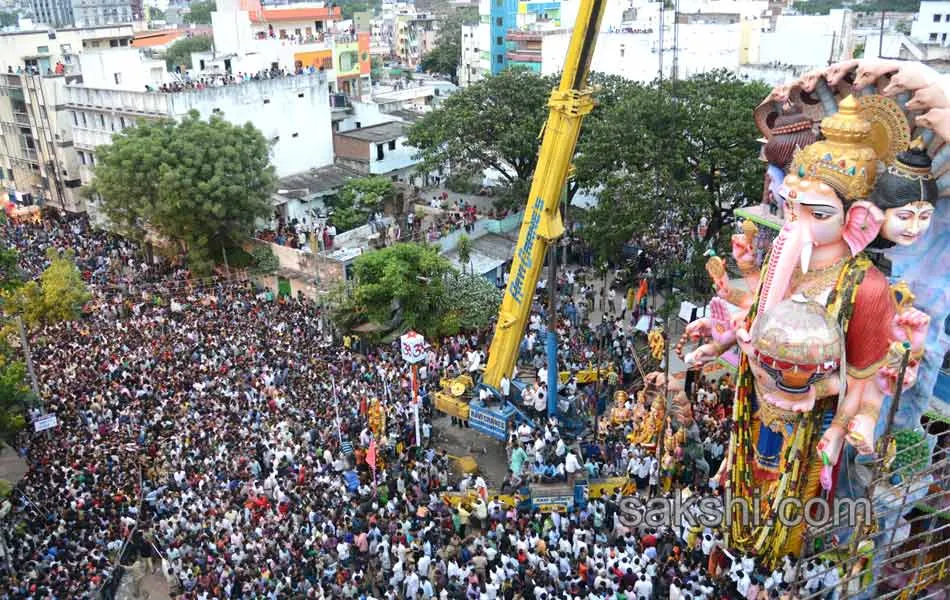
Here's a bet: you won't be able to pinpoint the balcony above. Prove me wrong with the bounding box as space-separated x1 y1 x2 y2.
506 30 543 42
13 112 30 126
506 51 542 63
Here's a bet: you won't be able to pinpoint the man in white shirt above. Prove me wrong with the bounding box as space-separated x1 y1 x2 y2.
500 375 511 403
633 574 652 600
565 449 581 485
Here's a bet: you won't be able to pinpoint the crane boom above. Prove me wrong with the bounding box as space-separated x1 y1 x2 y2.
482 0 608 388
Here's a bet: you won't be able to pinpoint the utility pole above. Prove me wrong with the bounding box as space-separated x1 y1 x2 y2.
878 2 886 59
16 316 40 403
221 247 230 278
546 233 558 418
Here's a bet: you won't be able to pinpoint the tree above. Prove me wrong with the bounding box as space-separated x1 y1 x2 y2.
575 70 770 262
408 70 555 209
419 6 477 83
148 6 166 21
328 176 396 232
0 357 30 442
184 0 214 24
4 249 90 329
440 273 502 334
164 35 213 70
0 10 18 27
88 111 277 271
456 234 473 275
371 56 384 82
349 243 455 337
0 248 23 295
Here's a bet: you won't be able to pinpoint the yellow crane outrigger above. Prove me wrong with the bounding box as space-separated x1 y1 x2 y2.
482 0 608 389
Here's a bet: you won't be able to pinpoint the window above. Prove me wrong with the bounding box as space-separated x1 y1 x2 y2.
496 36 503 46
376 143 385 160
388 140 396 150
620 45 625 57
119 116 126 128
113 72 121 85
36 45 49 53
496 54 503 64
71 111 78 125
931 32 939 41
496 17 503 26
944 33 948 42
97 114 105 127
80 112 87 127
78 151 86 165
934 13 941 22
946 14 950 21
110 39 118 47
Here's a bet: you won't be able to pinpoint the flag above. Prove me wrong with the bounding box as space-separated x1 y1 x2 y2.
635 278 648 304
367 439 377 472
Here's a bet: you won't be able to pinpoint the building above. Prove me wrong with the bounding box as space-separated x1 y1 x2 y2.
332 120 418 182
30 0 74 27
758 10 856 67
0 24 136 211
394 10 438 67
65 63 334 218
912 0 950 45
459 21 488 86
489 0 518 74
272 162 359 226
71 0 133 27
205 0 372 98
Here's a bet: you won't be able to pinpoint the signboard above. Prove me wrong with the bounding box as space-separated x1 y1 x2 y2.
531 491 574 512
400 331 426 364
468 405 508 441
33 414 58 432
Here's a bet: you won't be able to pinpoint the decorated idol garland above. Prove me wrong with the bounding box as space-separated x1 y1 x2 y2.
659 59 949 571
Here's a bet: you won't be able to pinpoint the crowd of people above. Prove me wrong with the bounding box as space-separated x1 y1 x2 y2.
146 67 327 94
0 213 851 600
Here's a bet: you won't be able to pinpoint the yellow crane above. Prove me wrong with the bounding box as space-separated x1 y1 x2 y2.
481 0 609 389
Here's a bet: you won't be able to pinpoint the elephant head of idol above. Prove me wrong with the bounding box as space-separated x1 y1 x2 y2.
757 96 886 315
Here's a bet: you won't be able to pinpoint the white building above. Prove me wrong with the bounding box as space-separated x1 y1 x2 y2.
333 120 418 181
71 0 134 28
65 65 335 218
459 21 488 87
0 25 137 212
204 0 372 98
758 9 856 67
911 0 950 45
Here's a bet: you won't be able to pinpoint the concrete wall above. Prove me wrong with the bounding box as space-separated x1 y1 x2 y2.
79 48 169 90
369 135 416 176
759 10 855 67
912 1 950 44
541 26 742 82
0 24 134 73
68 74 335 179
257 239 346 288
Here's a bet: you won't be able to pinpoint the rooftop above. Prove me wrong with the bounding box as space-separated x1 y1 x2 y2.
133 28 210 48
387 109 424 123
335 121 410 143
249 6 342 23
277 164 361 197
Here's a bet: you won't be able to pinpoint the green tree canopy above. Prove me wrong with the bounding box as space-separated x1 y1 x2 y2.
88 111 277 271
419 5 477 83
148 6 166 21
165 35 213 70
408 70 637 212
4 249 90 329
0 10 19 27
575 70 769 262
328 176 397 232
440 273 502 334
408 69 555 208
184 0 214 24
349 243 455 337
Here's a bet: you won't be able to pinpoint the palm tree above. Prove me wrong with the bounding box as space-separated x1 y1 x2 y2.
457 234 473 275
